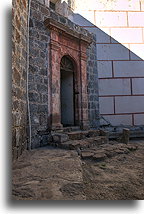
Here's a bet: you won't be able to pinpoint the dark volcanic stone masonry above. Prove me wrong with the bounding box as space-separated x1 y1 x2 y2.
12 0 28 160
87 35 100 128
28 0 96 149
12 0 99 158
29 0 50 149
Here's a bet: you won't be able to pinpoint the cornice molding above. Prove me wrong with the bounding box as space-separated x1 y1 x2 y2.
44 17 93 45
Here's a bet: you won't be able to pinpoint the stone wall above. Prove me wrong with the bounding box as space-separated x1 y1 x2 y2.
12 0 100 155
87 35 100 128
12 0 28 160
29 0 50 148
71 15 100 128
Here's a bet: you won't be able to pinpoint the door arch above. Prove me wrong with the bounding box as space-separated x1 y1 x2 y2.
60 56 75 126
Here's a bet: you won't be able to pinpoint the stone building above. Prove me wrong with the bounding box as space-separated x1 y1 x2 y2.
12 0 144 160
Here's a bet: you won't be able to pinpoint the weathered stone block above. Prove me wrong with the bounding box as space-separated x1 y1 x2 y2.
128 12 144 27
95 12 127 27
38 105 47 113
34 75 43 83
121 128 130 144
111 28 143 44
93 153 107 161
13 68 21 86
134 114 144 126
39 4 50 16
40 68 47 76
37 84 48 94
81 151 94 159
103 115 132 126
30 29 39 38
75 0 140 11
115 96 144 114
31 10 42 21
30 47 40 57
98 61 112 78
29 65 38 74
113 61 144 77
31 115 40 125
31 135 41 149
29 92 40 102
97 44 129 60
132 78 144 95
99 79 131 96
40 135 49 146
99 97 114 115
34 19 44 30
50 10 59 21
40 114 47 125
52 133 69 143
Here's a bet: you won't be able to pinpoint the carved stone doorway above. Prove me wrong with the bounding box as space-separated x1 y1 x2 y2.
44 17 92 130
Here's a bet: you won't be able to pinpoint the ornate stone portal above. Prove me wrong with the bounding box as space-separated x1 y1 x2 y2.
44 17 92 130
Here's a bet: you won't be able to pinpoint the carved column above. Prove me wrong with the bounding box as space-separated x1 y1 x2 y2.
50 29 63 130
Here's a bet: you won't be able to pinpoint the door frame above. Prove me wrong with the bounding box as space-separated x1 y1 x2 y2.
45 18 91 130
60 65 75 126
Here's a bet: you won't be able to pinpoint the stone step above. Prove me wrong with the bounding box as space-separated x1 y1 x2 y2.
81 150 107 161
67 131 89 140
67 130 100 140
50 129 108 155
63 126 80 133
49 131 138 162
51 129 101 143
52 133 69 143
80 143 138 161
54 136 108 150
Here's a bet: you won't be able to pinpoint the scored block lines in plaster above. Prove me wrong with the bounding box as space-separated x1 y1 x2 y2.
94 11 128 27
75 0 143 12
75 0 144 126
99 78 131 96
102 112 144 126
134 113 144 125
114 96 144 114
99 97 114 115
128 12 144 27
113 61 144 77
102 114 133 126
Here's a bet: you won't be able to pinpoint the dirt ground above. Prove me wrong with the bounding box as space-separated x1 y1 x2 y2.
12 139 144 200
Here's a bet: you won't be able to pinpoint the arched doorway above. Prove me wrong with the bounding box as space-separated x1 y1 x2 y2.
45 17 90 130
60 56 75 126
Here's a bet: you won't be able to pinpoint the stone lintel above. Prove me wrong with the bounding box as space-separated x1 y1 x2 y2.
44 17 93 45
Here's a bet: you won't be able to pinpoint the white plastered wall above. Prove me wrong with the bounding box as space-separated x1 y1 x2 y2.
73 0 144 126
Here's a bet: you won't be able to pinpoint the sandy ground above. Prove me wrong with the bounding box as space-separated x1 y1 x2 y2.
12 140 144 200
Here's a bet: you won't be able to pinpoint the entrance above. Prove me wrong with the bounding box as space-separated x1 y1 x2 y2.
45 17 90 130
60 56 75 126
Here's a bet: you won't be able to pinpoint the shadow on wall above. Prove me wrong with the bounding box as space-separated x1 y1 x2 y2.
72 13 144 128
